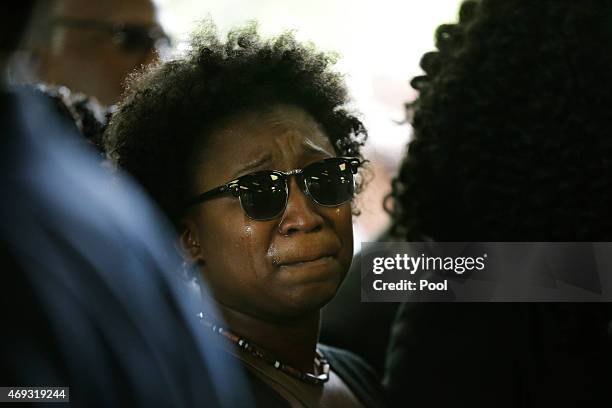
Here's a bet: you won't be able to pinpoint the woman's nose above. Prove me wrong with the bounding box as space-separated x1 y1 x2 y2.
277 177 324 236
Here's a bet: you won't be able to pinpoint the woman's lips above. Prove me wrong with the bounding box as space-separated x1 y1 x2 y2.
271 245 342 283
272 247 338 267
268 235 342 268
277 255 336 268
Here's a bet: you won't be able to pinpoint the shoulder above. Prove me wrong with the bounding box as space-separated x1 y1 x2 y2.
1 89 249 407
318 344 387 408
3 89 179 270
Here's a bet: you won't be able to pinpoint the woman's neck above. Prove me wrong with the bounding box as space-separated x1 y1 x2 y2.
213 303 321 373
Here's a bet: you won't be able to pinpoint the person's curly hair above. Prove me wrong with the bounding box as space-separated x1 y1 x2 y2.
389 0 612 241
105 22 366 228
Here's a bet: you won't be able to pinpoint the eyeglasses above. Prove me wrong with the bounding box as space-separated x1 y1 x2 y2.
53 17 171 53
186 157 362 221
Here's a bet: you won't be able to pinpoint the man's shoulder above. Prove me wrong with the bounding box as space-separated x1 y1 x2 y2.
2 88 179 269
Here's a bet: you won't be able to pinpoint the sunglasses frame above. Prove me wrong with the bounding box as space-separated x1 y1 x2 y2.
186 157 362 220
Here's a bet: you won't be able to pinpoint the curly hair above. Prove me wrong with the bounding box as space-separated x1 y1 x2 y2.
105 22 366 228
389 0 612 241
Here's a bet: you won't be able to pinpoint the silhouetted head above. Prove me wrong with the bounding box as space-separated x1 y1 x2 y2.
389 0 612 241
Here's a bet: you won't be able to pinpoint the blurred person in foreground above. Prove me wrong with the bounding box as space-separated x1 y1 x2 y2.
385 1 612 407
105 22 387 407
0 2 250 407
19 0 169 106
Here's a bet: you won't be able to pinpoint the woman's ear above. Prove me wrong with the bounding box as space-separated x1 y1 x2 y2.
179 218 204 263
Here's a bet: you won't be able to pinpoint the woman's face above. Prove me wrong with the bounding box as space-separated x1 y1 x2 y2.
183 104 354 322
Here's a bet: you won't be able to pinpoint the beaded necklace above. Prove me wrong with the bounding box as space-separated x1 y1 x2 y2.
197 312 330 385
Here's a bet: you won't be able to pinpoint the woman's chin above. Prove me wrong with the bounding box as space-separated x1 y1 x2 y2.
277 275 344 316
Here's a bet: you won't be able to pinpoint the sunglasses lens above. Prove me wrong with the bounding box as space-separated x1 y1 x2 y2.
238 172 287 220
304 159 355 206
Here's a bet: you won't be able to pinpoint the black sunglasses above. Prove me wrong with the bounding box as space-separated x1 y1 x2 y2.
53 17 171 53
186 157 362 221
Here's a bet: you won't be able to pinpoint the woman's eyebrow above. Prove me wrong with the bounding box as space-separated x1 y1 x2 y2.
231 154 272 179
302 139 334 157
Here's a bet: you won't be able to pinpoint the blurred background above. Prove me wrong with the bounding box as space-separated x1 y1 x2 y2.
154 0 463 250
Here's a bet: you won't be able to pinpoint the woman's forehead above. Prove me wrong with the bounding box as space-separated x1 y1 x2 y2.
201 105 334 162
193 105 335 188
